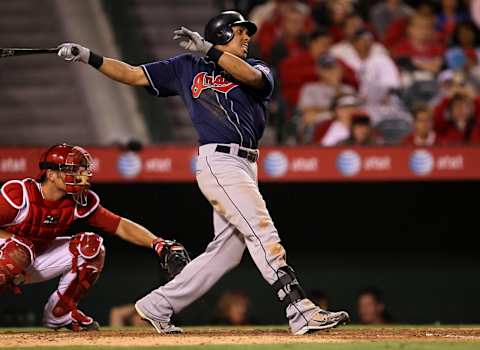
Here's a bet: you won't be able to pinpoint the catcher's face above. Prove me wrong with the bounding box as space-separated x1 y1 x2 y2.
50 167 91 192
221 26 251 58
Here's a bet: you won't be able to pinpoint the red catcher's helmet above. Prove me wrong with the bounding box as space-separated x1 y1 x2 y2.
38 143 93 206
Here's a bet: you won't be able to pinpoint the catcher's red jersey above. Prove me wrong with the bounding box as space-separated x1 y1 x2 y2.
0 178 100 253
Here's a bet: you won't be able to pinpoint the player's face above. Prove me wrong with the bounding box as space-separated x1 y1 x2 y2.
48 170 67 193
224 26 251 58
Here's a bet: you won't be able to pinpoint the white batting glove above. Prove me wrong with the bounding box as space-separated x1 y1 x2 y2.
173 27 213 55
57 43 90 63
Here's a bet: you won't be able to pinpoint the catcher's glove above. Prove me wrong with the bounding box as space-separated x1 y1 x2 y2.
152 238 191 279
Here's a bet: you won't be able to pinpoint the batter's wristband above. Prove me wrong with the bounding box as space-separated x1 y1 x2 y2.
88 51 104 69
207 47 223 63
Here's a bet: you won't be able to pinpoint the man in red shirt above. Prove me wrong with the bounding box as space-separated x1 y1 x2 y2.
0 144 184 331
433 93 480 144
401 104 438 146
392 14 445 74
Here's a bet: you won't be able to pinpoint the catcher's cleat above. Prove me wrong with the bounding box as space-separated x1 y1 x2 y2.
293 309 350 335
134 303 183 334
55 309 100 332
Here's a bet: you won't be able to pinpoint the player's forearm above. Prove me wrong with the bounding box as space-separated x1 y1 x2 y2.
98 58 148 86
217 51 264 89
115 218 157 248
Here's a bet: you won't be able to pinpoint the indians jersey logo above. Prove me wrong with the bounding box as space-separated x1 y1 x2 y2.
191 72 238 98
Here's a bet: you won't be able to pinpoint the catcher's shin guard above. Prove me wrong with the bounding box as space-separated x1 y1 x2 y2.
44 232 104 331
0 236 35 295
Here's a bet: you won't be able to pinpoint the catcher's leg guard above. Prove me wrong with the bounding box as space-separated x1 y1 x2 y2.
43 232 104 331
0 236 35 295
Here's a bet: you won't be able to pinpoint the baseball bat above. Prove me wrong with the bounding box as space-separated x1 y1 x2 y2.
0 46 80 58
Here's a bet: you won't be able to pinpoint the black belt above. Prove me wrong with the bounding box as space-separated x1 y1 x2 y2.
215 145 258 163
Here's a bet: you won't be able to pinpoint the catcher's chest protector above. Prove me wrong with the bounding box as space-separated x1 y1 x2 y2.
3 179 99 254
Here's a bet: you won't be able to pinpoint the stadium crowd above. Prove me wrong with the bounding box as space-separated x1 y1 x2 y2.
220 0 480 146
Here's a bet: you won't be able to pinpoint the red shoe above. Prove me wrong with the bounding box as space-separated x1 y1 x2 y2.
63 309 99 331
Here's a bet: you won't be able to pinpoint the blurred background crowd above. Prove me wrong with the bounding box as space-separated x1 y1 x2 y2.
2 0 480 148
220 0 480 147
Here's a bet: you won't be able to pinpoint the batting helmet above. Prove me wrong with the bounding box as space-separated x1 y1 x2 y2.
204 11 257 45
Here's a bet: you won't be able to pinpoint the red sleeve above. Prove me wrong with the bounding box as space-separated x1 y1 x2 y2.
383 18 408 49
0 195 18 226
85 205 121 235
433 97 451 134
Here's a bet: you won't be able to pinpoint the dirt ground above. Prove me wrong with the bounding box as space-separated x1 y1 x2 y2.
1 327 480 347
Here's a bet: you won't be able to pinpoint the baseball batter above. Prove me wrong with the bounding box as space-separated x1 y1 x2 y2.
57 11 349 335
0 144 188 331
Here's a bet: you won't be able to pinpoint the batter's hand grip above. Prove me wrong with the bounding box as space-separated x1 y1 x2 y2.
71 46 80 56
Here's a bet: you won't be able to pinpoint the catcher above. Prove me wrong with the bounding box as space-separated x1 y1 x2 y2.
0 143 190 331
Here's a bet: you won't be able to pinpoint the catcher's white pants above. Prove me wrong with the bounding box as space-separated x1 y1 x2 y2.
0 237 90 327
136 144 318 331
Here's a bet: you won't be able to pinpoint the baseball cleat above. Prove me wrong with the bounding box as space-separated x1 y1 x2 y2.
134 302 183 334
293 309 350 335
52 309 100 332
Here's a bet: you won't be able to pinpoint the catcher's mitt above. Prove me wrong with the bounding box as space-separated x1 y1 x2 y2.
153 239 191 279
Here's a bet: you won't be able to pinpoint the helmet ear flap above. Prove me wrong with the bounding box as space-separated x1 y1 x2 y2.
217 26 234 45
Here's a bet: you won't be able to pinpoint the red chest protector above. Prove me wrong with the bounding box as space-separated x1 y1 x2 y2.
1 179 99 254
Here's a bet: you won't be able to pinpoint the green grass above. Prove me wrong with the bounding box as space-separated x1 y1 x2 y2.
9 344 480 350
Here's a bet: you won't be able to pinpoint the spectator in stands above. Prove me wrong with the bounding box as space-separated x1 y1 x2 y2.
269 2 311 68
383 0 437 49
370 0 413 41
297 54 356 142
445 22 480 90
472 0 480 29
337 112 380 146
393 14 445 75
279 28 358 109
357 287 391 324
249 0 291 32
254 1 313 64
332 29 400 105
109 304 147 327
212 290 254 325
393 14 446 105
436 0 470 40
430 68 480 107
272 29 335 144
434 92 480 144
401 104 438 146
312 94 363 146
311 0 355 42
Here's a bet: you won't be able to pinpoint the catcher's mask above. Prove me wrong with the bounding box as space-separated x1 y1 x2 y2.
38 143 93 206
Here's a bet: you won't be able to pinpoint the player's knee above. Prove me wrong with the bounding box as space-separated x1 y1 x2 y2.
0 237 34 289
87 245 105 272
70 232 105 262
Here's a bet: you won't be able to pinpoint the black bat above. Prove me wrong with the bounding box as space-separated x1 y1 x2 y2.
0 46 80 58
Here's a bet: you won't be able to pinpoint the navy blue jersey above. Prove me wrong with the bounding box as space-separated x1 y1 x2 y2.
142 54 274 149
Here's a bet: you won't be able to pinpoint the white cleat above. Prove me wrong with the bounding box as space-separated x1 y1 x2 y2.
134 303 183 334
293 309 350 335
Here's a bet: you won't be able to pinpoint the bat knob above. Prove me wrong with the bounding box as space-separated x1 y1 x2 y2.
71 46 80 56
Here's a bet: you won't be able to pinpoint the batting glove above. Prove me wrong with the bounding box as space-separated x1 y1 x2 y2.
173 27 213 55
57 43 90 63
